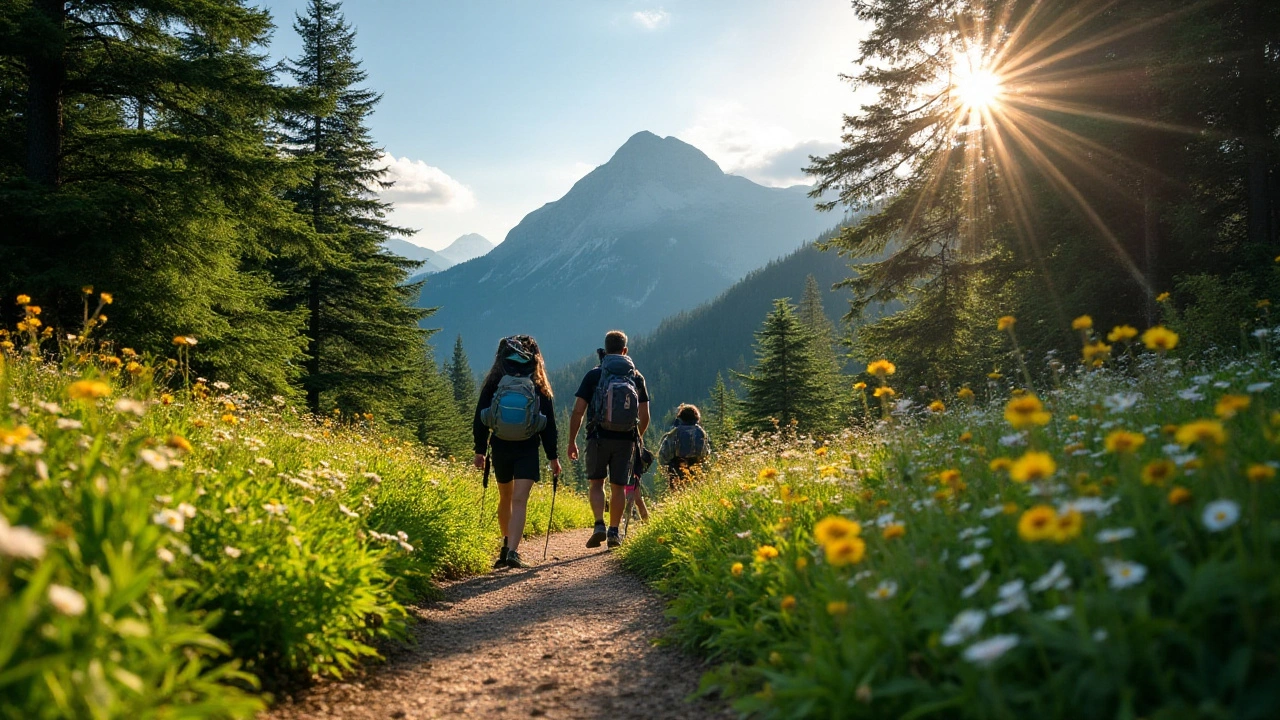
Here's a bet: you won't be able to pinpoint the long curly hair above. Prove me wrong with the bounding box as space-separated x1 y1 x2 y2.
480 335 553 399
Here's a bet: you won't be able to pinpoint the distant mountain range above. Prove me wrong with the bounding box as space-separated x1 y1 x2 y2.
383 233 494 278
549 231 863 417
417 131 832 366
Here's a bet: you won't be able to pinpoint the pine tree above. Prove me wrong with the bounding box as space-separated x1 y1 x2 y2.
402 340 471 458
797 275 847 430
275 0 429 418
443 334 476 415
703 372 739 444
0 1 306 393
738 298 834 433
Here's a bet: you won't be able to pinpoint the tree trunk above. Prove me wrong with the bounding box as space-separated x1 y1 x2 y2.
24 0 66 187
306 276 321 414
1242 0 1272 247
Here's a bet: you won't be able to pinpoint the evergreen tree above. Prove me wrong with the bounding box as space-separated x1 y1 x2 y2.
442 334 476 415
702 372 739 444
797 274 847 429
402 340 471 458
275 0 428 417
738 298 834 434
0 0 306 393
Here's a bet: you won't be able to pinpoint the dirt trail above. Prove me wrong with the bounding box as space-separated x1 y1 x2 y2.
266 528 733 720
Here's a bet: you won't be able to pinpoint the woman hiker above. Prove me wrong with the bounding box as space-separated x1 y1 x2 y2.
473 335 561 569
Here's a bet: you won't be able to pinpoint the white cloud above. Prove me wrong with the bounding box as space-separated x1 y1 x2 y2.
378 154 477 211
631 8 670 30
679 103 835 186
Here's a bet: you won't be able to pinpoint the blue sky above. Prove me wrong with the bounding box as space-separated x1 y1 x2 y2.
258 1 870 249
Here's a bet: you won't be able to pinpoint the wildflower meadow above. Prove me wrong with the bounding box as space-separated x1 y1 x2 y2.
620 315 1280 719
0 293 592 719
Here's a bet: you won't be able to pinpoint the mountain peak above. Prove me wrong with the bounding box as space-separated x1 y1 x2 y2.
602 131 724 181
438 233 493 265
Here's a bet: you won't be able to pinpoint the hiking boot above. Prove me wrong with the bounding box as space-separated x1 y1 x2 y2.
586 523 607 548
606 528 621 548
505 549 532 569
492 542 509 570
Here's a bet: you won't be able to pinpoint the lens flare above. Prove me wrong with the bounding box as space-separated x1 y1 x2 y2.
954 67 1003 111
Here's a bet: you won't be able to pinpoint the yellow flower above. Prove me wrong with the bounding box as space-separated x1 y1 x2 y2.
730 562 744 577
1083 341 1112 364
754 544 780 563
1104 429 1146 454
1214 394 1251 419
758 467 778 481
24 305 40 316
66 380 111 401
221 413 238 425
873 386 895 398
1009 451 1057 483
1175 419 1226 447
1140 459 1175 486
1017 505 1057 542
795 556 808 570
1002 502 1019 515
1246 463 1275 483
989 457 1012 472
1071 315 1093 330
15 294 30 305
957 387 975 402
1257 299 1271 309
815 446 828 456
929 400 946 413
824 537 866 566
827 600 849 616
100 292 113 304
938 469 962 486
1107 325 1138 343
1167 486 1192 506
866 359 896 377
814 516 861 545
1052 509 1083 543
780 595 797 611
1004 394 1051 428
958 431 973 443
126 361 143 375
882 523 906 540
159 393 174 405
720 497 733 509
1155 292 1170 303
987 371 1003 380
166 435 193 454
997 315 1016 331
852 381 867 391
1142 325 1179 351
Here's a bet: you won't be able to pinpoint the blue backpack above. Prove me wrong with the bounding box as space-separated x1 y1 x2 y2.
480 374 547 441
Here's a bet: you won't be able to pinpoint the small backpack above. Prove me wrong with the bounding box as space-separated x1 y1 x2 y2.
590 354 640 433
480 374 547 441
672 424 710 462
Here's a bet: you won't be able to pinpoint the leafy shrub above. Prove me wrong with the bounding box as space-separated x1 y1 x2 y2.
622 319 1280 719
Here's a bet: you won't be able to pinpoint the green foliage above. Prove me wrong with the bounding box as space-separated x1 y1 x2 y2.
702 372 739 446
621 336 1280 719
443 334 477 417
810 0 1280 392
0 331 593 715
738 298 841 434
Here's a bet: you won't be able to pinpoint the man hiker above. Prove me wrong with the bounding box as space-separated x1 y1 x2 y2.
567 330 650 548
657 403 712 492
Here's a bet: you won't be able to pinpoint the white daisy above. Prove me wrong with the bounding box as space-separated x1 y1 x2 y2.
1202 499 1240 532
1095 527 1136 543
868 580 898 600
1029 561 1071 593
962 634 1019 666
152 509 185 533
0 517 47 560
47 584 87 616
961 570 990 599
1045 605 1074 621
940 609 986 647
1102 558 1147 589
1247 382 1273 393
223 546 242 559
957 553 983 570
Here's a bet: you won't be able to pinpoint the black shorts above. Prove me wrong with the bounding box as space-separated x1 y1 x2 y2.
491 447 541 484
586 437 634 486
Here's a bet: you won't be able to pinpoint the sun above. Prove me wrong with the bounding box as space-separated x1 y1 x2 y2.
953 66 1003 111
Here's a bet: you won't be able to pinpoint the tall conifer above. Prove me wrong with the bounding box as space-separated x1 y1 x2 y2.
443 334 476 415
738 298 833 433
275 0 428 417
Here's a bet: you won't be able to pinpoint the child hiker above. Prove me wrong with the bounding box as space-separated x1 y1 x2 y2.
473 335 561 569
657 403 711 492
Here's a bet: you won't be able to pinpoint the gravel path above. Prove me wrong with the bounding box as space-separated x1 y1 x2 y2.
266 529 733 720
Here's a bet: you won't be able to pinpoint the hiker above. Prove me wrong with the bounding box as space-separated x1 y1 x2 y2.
473 335 561 569
657 403 712 492
567 330 650 548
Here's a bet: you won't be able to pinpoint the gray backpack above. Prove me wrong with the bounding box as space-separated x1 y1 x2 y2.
590 354 640 433
480 374 547 441
659 424 709 465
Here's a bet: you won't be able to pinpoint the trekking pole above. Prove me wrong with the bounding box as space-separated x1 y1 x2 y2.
543 471 559 560
479 443 491 524
622 484 636 540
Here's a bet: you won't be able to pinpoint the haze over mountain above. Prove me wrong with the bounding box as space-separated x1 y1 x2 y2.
417 131 831 366
437 233 493 266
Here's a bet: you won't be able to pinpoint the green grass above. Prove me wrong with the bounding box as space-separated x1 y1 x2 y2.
620 333 1280 719
0 335 592 718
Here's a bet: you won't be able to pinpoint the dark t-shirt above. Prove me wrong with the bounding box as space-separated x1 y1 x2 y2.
574 361 650 441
